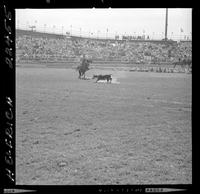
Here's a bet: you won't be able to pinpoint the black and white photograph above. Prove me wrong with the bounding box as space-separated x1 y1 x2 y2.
15 8 192 185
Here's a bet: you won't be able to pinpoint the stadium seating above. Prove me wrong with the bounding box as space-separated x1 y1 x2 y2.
16 32 192 64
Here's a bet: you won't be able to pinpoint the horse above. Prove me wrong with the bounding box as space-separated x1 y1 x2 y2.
76 59 92 79
77 65 89 79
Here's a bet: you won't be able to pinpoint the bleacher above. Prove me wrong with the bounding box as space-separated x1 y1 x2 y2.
16 29 192 66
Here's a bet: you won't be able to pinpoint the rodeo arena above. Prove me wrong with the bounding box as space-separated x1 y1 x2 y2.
16 9 192 185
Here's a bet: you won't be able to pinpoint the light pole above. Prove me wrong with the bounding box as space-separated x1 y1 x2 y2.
34 20 37 31
180 28 183 41
106 28 108 39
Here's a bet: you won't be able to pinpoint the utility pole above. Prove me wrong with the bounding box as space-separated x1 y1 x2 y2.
106 28 108 39
70 25 72 36
165 8 168 41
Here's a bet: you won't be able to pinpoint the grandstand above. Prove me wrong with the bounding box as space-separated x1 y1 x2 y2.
16 29 192 69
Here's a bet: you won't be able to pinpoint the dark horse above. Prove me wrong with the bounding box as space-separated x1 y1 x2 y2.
173 58 192 70
76 59 92 79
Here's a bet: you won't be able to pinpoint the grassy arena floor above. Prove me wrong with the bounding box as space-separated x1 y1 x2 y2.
16 65 192 185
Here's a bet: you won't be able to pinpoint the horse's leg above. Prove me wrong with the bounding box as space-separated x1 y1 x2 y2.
78 70 81 79
81 72 84 79
80 71 82 79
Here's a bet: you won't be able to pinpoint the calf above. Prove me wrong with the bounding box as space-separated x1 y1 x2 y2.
93 74 112 83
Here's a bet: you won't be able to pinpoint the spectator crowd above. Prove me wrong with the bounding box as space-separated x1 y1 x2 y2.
16 33 192 64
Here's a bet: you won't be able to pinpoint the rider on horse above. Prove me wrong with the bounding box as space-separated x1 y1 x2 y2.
77 54 91 79
81 54 89 70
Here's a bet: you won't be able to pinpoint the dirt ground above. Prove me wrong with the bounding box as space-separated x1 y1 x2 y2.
16 66 192 185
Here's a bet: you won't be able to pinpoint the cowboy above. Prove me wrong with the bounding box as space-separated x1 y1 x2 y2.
80 54 87 66
77 54 91 79
81 54 90 70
